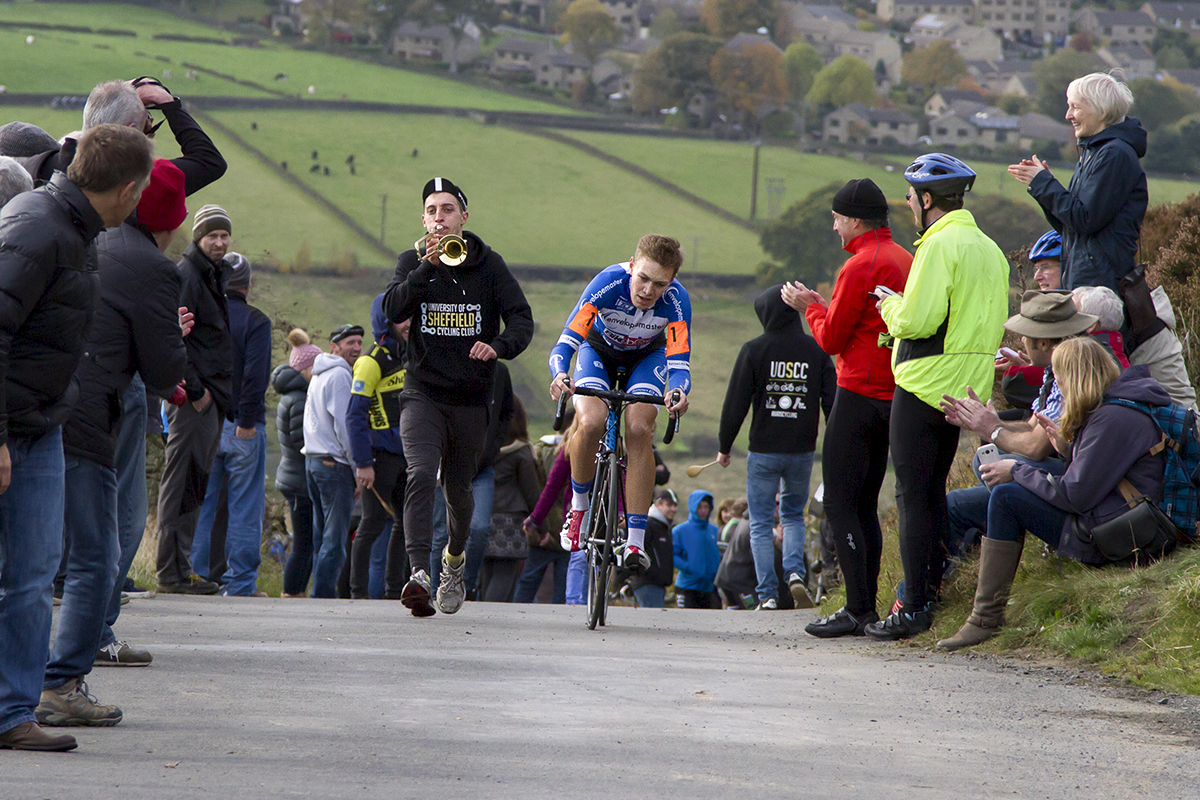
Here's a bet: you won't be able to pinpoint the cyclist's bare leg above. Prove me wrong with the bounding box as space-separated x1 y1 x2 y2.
622 403 657 549
568 395 607 496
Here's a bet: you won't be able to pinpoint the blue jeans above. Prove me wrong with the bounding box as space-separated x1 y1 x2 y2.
746 450 813 602
633 584 666 608
369 527 389 599
565 549 588 604
306 457 355 598
193 421 267 596
280 490 314 596
45 456 119 688
100 375 147 648
0 429 65 734
986 482 1068 547
429 466 494 592
513 547 569 603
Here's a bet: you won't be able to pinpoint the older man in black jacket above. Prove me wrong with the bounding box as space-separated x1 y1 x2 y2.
0 125 153 753
155 204 234 595
38 159 190 729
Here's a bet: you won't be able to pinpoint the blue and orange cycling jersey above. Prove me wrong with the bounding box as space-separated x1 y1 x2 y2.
549 263 693 394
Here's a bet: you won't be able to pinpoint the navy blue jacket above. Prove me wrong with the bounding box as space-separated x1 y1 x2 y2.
225 291 271 428
1028 117 1148 293
347 293 404 465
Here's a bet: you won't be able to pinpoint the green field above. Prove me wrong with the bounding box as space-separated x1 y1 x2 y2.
206 110 765 269
572 133 1200 219
0 3 581 112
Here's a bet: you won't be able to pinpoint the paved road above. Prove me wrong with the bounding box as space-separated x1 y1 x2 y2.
5 597 1198 799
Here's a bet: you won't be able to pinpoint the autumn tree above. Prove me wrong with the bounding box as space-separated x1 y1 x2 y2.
901 40 967 92
560 0 617 64
1129 77 1196 131
758 182 916 286
781 40 823 102
1031 48 1096 118
700 0 779 39
710 41 789 120
633 31 723 114
805 54 875 109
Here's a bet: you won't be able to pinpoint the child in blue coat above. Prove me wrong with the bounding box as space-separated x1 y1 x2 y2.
673 490 722 608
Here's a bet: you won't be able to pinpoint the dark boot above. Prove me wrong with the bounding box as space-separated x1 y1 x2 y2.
937 537 1024 651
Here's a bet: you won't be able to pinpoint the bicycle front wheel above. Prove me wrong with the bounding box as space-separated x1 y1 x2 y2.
586 452 618 630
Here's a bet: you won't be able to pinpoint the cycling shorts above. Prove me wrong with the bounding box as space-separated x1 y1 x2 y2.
573 340 666 398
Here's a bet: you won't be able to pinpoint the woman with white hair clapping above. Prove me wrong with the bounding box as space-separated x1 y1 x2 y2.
1008 72 1147 294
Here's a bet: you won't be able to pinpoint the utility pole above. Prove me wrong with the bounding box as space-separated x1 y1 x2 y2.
380 193 387 246
750 141 761 221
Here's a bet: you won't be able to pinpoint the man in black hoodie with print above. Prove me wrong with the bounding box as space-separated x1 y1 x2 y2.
717 286 835 610
383 177 534 618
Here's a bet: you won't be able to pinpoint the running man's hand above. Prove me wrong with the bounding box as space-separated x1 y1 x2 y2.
665 389 689 416
717 452 731 468
469 341 497 361
357 466 375 490
550 372 573 401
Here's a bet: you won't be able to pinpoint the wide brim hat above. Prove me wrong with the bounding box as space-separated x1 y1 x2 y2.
1004 290 1097 339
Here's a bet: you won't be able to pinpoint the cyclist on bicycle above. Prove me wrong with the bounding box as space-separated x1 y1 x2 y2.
548 234 692 572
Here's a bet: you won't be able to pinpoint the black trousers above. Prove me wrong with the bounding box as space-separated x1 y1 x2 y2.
680 588 721 609
823 388 892 617
350 448 408 599
890 387 960 610
400 392 488 577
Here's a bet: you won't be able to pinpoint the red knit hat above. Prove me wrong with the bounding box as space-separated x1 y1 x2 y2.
137 159 187 233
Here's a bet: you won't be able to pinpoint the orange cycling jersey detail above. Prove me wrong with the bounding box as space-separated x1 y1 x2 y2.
568 303 599 337
665 321 690 356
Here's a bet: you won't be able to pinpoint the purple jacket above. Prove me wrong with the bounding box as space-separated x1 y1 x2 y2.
1011 365 1167 563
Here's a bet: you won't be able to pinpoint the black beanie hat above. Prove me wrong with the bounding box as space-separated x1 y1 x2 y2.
831 178 888 221
422 177 467 211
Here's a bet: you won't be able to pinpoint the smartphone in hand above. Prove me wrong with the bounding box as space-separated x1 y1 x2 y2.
976 443 1001 464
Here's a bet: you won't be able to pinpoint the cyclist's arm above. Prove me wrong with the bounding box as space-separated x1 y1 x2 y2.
548 267 623 380
663 284 692 396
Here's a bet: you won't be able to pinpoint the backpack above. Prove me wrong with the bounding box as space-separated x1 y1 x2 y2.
532 434 564 541
1104 397 1200 543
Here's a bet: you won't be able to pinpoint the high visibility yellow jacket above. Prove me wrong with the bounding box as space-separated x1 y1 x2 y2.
879 209 1009 409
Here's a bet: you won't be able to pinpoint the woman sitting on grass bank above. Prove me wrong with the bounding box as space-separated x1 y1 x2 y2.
938 337 1168 651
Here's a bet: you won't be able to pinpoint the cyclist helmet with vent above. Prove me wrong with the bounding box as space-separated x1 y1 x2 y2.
904 153 976 198
1028 230 1062 261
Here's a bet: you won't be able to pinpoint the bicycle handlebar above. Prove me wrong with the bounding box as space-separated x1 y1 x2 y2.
553 382 680 444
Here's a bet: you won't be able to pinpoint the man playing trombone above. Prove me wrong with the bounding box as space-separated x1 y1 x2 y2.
383 177 534 617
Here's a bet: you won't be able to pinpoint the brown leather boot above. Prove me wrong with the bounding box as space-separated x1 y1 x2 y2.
0 721 78 751
937 537 1024 651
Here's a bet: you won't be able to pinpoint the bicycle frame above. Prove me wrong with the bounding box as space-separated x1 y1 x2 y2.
554 380 679 630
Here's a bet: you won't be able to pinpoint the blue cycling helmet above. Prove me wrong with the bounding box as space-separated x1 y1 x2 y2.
904 153 976 197
1028 230 1062 261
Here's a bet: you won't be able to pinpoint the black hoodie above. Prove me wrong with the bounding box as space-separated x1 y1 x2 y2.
718 286 836 455
383 230 533 406
1028 117 1148 293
